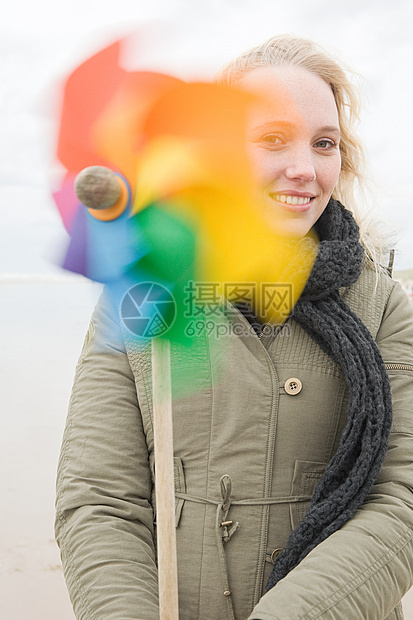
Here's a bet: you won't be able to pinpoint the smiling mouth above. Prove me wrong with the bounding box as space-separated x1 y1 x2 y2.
270 194 314 206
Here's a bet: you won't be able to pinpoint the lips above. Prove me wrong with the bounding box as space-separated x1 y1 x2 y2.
271 193 313 206
268 192 317 212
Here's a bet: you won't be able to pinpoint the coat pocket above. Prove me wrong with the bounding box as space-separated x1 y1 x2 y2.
174 456 186 527
289 460 327 530
150 455 186 528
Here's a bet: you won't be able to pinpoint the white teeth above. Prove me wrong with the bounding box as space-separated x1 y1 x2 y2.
273 194 312 206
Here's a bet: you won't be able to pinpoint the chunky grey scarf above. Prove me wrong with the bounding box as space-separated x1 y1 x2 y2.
265 198 393 590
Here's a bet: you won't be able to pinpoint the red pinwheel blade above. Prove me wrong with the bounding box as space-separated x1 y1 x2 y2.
56 40 127 172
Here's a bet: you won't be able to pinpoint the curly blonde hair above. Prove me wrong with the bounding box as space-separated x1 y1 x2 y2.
217 35 390 267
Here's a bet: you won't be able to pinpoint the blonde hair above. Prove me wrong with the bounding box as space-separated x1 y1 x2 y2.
217 34 390 267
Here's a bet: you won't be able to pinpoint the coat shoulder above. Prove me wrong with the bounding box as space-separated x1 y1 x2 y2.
341 257 397 339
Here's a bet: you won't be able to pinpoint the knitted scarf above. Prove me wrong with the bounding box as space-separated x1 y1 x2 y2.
264 198 393 590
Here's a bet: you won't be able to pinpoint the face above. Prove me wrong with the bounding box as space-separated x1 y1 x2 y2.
240 65 341 237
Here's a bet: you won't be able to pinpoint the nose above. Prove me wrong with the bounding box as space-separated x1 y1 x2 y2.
284 145 316 182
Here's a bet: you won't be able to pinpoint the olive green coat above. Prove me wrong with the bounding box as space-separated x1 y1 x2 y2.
55 263 413 619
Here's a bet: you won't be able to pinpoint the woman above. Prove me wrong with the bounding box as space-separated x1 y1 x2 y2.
55 35 413 619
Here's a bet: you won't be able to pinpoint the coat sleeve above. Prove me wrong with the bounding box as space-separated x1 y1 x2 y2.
55 287 159 620
249 280 413 620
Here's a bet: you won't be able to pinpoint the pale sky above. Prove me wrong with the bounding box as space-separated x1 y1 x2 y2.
1 0 412 274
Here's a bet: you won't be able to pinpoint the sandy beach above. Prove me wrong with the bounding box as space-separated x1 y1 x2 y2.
0 280 99 619
1 279 412 619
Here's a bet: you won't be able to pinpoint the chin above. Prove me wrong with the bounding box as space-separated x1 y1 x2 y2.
279 222 314 239
264 209 317 239
259 196 324 239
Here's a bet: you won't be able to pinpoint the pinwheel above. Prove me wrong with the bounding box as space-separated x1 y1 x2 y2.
52 35 317 619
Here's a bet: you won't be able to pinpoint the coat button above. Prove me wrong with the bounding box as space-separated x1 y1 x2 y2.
284 378 302 395
271 548 283 563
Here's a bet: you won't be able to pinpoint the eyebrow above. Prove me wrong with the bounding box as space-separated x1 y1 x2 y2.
251 121 341 134
317 125 341 134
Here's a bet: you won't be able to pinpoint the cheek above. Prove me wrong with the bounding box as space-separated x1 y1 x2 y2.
246 145 281 183
319 155 341 190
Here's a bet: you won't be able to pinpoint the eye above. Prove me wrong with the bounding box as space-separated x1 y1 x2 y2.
313 138 338 150
259 133 285 147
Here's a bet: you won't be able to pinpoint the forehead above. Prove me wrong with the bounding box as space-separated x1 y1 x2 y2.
239 65 339 130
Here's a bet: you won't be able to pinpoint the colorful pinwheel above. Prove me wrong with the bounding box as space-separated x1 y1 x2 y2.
53 36 318 341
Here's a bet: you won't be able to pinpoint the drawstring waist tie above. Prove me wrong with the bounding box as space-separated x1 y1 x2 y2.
175 474 312 620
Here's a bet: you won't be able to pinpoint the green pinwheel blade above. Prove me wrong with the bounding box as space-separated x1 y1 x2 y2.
128 203 198 345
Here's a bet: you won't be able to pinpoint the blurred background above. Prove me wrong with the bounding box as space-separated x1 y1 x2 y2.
1 0 413 617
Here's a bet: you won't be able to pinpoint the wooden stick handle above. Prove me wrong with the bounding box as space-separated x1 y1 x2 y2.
152 337 179 620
